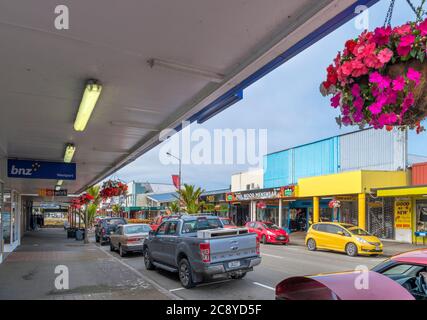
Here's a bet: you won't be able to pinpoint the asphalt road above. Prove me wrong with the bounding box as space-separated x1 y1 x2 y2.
98 242 386 300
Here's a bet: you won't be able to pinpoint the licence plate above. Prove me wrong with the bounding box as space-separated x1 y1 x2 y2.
228 261 241 268
277 236 285 240
376 246 380 251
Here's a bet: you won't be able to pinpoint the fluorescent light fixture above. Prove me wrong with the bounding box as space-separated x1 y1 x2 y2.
147 58 224 83
57 180 64 186
74 80 102 131
64 144 75 163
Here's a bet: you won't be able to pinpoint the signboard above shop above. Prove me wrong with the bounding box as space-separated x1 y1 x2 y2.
226 185 297 202
38 189 68 197
7 159 76 180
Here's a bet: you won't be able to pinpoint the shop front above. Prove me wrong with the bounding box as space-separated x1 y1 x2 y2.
376 185 427 244
200 189 230 217
226 185 297 227
1 189 20 253
298 170 409 240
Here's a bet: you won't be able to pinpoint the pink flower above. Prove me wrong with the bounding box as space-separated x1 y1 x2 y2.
342 105 350 116
378 113 398 127
351 84 361 97
418 19 427 36
392 76 405 91
342 116 352 125
369 72 390 88
407 68 421 85
351 59 368 77
385 89 398 104
353 96 364 111
401 92 415 113
377 48 393 64
364 54 383 69
353 111 364 122
368 102 383 115
397 35 415 57
394 24 412 36
341 61 353 76
330 93 341 108
373 26 392 46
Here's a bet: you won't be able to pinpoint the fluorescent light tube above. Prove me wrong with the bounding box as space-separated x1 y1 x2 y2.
64 144 75 163
74 81 102 131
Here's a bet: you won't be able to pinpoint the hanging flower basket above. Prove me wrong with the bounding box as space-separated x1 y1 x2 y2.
100 180 128 199
328 199 341 209
321 17 427 133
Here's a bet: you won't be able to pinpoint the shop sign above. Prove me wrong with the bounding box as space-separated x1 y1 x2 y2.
368 201 383 208
279 185 297 198
38 189 68 197
8 159 76 180
201 193 226 203
226 188 281 202
335 195 357 202
395 200 412 229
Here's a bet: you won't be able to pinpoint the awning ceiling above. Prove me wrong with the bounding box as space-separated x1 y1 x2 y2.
0 0 379 195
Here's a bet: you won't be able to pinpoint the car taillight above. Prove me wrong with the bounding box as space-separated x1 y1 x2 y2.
199 243 210 263
256 237 260 255
127 237 141 243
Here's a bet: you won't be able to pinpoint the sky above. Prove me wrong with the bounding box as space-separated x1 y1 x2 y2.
112 0 427 191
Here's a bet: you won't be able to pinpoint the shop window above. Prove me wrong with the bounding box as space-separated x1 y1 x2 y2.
368 197 395 239
416 201 427 233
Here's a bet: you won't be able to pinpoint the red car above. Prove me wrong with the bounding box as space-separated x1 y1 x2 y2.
220 217 237 229
275 249 427 300
245 221 289 245
150 214 180 231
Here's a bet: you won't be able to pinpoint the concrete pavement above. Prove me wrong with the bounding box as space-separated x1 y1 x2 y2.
0 228 175 300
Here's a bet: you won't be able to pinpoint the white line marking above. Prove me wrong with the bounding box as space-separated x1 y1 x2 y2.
96 245 182 300
253 282 275 291
169 287 185 292
261 253 284 259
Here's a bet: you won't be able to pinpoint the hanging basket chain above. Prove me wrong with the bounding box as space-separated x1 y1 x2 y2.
384 0 426 26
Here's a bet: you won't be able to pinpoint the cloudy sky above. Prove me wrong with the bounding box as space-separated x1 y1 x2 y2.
112 0 427 191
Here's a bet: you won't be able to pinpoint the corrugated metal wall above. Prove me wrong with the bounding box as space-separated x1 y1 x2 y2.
412 162 427 185
264 128 407 188
339 129 406 172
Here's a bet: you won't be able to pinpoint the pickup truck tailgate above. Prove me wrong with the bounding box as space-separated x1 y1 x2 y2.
209 233 258 263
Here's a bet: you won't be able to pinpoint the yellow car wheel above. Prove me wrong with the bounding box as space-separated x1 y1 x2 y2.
345 243 358 257
307 238 317 251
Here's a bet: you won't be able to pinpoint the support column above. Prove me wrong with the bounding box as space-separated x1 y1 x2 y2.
313 196 320 223
278 199 283 228
251 201 256 221
358 193 366 230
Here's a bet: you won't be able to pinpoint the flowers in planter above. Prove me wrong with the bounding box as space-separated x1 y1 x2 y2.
328 199 341 209
100 180 128 199
321 19 427 133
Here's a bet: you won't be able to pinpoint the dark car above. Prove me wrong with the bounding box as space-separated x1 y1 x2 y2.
95 217 127 245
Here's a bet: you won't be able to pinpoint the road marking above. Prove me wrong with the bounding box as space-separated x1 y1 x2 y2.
96 244 182 300
170 287 185 292
253 282 275 291
261 253 284 259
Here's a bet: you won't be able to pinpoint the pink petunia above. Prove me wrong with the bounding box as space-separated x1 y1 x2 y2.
341 61 353 76
418 19 427 36
397 35 415 57
351 84 361 97
353 111 364 122
364 54 383 69
330 93 341 108
373 26 392 46
353 96 364 111
392 76 405 91
401 92 415 114
351 59 369 77
368 102 383 115
407 68 421 85
377 48 393 64
394 24 412 36
369 71 383 84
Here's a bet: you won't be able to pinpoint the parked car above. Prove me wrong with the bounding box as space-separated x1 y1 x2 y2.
275 249 427 300
150 214 180 231
143 215 261 288
245 221 289 244
109 223 152 257
95 217 127 245
219 217 237 229
305 222 383 256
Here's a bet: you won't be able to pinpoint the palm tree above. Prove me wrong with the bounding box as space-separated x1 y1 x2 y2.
168 201 180 214
83 185 101 244
112 204 122 216
176 184 205 214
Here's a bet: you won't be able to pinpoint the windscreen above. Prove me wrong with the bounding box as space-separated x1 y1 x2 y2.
182 218 222 233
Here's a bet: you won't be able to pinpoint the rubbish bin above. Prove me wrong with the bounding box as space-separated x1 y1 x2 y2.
75 229 85 241
67 228 76 239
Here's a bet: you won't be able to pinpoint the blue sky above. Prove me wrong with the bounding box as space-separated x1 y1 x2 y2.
114 0 427 190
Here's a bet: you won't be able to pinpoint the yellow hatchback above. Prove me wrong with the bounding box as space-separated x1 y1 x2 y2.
305 222 383 257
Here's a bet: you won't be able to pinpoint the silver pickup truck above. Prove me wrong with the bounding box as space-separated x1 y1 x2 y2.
143 215 261 288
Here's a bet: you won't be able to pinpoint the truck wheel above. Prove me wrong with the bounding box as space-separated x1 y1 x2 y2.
143 248 155 270
230 272 247 280
261 235 267 244
179 258 196 289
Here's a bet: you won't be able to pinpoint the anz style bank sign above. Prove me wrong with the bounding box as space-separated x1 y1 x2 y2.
7 159 76 180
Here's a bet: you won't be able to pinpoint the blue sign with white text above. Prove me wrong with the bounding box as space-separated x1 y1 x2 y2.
7 159 76 180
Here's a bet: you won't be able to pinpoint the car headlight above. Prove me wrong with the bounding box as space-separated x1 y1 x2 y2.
355 237 368 244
